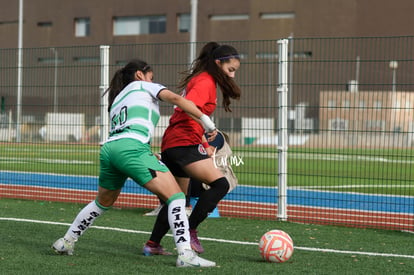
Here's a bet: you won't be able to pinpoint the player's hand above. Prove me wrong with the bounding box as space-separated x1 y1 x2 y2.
205 146 215 157
205 130 218 142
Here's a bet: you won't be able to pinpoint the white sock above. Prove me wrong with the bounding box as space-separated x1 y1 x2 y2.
167 196 191 253
64 200 107 242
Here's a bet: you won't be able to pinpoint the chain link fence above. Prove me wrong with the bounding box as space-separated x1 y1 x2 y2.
0 37 413 231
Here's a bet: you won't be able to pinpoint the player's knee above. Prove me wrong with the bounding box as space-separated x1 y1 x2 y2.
209 177 230 195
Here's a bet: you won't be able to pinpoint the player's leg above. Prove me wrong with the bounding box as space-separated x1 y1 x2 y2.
52 141 126 255
143 177 189 255
52 187 121 255
144 197 165 216
143 171 216 267
144 178 191 217
117 142 214 267
143 203 172 255
175 176 192 215
183 158 230 253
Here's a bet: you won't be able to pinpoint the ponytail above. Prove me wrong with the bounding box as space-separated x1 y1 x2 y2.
105 59 152 111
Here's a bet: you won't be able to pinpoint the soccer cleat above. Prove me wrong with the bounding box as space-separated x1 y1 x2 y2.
142 242 173 256
176 249 216 267
52 238 75 255
144 204 163 216
189 229 204 254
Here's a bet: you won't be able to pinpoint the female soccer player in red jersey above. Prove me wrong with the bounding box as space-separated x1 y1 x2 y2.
143 41 241 255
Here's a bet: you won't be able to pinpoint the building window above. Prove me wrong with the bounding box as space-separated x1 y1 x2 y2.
209 14 249 21
291 51 312 58
256 52 278 59
115 60 129 66
37 21 52 27
374 100 382 109
393 100 400 109
38 57 63 64
178 13 190 33
238 53 248 59
0 20 18 25
329 118 348 131
366 120 384 131
328 100 336 109
73 56 99 63
260 12 295 19
113 15 166 36
342 100 350 108
75 18 90 37
256 52 310 59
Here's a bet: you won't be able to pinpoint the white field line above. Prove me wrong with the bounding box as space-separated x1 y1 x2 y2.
4 149 411 164
1 217 413 259
4 148 98 153
2 149 413 166
0 156 94 164
241 152 414 164
1 147 98 164
291 185 414 189
3 147 412 164
287 204 414 217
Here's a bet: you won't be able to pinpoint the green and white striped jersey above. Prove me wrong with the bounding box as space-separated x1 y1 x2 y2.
106 81 166 144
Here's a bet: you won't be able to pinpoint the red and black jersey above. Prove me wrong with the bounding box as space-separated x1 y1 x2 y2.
161 72 217 151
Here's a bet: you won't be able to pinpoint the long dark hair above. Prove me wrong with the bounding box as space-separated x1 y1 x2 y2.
178 42 241 112
105 59 152 111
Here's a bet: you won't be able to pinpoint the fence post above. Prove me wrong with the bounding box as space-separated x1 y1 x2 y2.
100 45 110 143
277 39 289 221
15 0 24 142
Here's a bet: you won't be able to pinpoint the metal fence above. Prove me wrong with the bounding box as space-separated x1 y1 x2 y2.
0 37 413 231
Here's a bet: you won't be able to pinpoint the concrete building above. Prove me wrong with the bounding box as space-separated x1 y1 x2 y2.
1 0 414 138
1 0 414 48
320 91 414 133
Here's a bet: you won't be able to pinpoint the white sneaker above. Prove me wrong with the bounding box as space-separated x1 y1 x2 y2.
185 206 192 217
176 249 216 268
52 238 75 255
144 204 163 216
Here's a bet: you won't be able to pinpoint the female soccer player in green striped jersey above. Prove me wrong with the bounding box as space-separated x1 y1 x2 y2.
52 59 217 268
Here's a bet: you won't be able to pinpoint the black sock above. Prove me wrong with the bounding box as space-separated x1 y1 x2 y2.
189 179 204 197
148 204 170 244
186 183 191 207
189 177 229 229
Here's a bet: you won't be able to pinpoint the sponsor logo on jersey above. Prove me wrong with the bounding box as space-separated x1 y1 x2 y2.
198 144 207 155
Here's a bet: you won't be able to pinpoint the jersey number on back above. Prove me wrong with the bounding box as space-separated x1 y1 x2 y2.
111 106 128 131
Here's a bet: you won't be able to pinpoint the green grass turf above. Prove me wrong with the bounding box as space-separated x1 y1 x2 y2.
1 143 413 195
1 198 413 274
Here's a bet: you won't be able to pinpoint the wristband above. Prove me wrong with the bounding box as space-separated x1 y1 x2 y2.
202 142 210 148
199 114 216 132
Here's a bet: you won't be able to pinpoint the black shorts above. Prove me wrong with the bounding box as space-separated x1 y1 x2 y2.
161 145 209 177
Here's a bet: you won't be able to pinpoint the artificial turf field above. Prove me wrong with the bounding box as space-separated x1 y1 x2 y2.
1 198 413 275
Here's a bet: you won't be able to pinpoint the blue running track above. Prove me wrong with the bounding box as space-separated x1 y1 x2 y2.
1 171 412 214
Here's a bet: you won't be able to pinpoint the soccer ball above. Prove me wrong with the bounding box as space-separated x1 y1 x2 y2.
259 230 294 263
